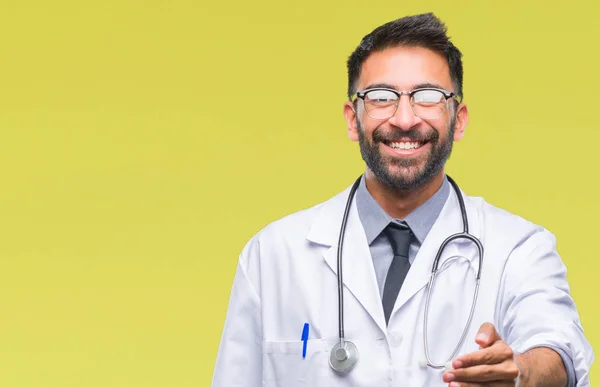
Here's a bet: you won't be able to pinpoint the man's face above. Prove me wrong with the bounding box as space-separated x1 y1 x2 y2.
344 46 468 191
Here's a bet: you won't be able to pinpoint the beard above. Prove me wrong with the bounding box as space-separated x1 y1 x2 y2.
357 115 455 191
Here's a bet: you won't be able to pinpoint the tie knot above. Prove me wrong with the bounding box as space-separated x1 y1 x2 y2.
384 222 412 258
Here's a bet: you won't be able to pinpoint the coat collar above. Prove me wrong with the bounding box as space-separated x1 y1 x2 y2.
355 174 450 246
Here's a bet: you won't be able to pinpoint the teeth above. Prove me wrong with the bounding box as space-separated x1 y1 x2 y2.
389 141 422 150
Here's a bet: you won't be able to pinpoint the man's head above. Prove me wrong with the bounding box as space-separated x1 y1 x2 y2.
343 13 469 191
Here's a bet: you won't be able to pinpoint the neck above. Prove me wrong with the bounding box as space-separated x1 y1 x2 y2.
364 169 445 219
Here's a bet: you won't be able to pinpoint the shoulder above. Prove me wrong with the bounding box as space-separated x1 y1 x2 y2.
464 194 565 294
465 193 556 249
238 184 351 265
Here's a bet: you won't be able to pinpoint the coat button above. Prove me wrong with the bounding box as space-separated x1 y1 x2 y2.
389 332 403 347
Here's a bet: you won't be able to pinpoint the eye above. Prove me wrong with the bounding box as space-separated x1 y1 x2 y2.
413 90 444 104
365 90 397 103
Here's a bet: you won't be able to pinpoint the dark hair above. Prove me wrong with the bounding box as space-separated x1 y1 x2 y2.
346 12 463 100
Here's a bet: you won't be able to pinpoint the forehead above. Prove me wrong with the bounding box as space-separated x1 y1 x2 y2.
358 45 452 91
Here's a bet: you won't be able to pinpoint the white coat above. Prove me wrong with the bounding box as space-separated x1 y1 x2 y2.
211 180 595 386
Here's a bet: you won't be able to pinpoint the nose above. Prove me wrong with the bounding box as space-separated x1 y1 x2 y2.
386 95 420 130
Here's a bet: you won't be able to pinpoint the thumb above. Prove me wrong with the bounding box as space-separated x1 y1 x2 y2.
475 322 501 348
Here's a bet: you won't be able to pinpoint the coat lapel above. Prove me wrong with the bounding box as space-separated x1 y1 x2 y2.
391 185 482 317
306 184 387 334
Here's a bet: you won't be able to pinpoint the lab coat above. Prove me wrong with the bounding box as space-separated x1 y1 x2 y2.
212 181 594 386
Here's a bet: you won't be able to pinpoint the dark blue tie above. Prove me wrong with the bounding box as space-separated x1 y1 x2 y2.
382 222 412 325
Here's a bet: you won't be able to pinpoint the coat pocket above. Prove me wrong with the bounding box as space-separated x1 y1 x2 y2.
262 339 341 387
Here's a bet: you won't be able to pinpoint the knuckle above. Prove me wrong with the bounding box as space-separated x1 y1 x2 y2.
501 344 513 358
485 366 495 376
482 351 492 363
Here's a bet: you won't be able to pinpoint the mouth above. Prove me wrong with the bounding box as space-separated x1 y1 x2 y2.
382 139 429 156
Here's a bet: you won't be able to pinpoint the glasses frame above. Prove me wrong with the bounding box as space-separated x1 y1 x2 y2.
354 87 462 121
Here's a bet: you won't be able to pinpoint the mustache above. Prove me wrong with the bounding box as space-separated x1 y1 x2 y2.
372 127 439 143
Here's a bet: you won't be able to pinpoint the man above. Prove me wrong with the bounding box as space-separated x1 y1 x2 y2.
212 13 594 387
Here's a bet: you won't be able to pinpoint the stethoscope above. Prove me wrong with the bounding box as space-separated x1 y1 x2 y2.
328 175 484 373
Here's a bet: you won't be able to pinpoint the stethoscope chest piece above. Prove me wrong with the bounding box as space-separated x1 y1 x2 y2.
329 340 358 373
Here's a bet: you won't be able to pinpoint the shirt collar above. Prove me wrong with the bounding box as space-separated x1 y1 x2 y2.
355 174 450 245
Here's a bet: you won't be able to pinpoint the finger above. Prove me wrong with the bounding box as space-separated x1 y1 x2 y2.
452 341 514 368
475 322 502 348
444 360 519 383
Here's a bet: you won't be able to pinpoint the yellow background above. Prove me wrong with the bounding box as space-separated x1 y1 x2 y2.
0 1 597 385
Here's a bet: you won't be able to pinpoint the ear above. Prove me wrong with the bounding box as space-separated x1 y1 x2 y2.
344 101 359 142
453 102 469 142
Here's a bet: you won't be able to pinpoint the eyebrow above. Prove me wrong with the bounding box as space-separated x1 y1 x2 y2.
363 82 447 91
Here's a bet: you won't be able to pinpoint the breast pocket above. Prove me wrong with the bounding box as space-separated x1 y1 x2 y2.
262 339 342 387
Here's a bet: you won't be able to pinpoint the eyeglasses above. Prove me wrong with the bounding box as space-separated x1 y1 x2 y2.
354 87 462 120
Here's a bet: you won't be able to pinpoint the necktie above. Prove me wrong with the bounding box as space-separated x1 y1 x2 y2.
382 222 412 325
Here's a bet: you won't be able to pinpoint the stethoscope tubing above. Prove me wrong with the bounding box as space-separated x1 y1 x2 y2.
333 174 483 371
336 177 362 349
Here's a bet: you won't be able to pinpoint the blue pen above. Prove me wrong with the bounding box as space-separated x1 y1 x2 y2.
301 323 309 358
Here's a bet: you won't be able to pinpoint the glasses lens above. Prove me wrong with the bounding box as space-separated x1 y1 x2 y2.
363 89 398 119
412 89 446 120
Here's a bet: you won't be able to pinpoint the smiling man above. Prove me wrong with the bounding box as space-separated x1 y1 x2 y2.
212 13 594 387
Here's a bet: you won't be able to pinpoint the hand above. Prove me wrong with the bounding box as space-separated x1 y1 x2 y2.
441 322 521 386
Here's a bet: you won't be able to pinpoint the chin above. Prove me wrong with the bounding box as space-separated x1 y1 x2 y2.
381 163 442 191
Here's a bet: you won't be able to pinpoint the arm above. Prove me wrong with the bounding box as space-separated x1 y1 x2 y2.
442 229 594 386
499 228 593 386
212 254 263 387
516 347 567 386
